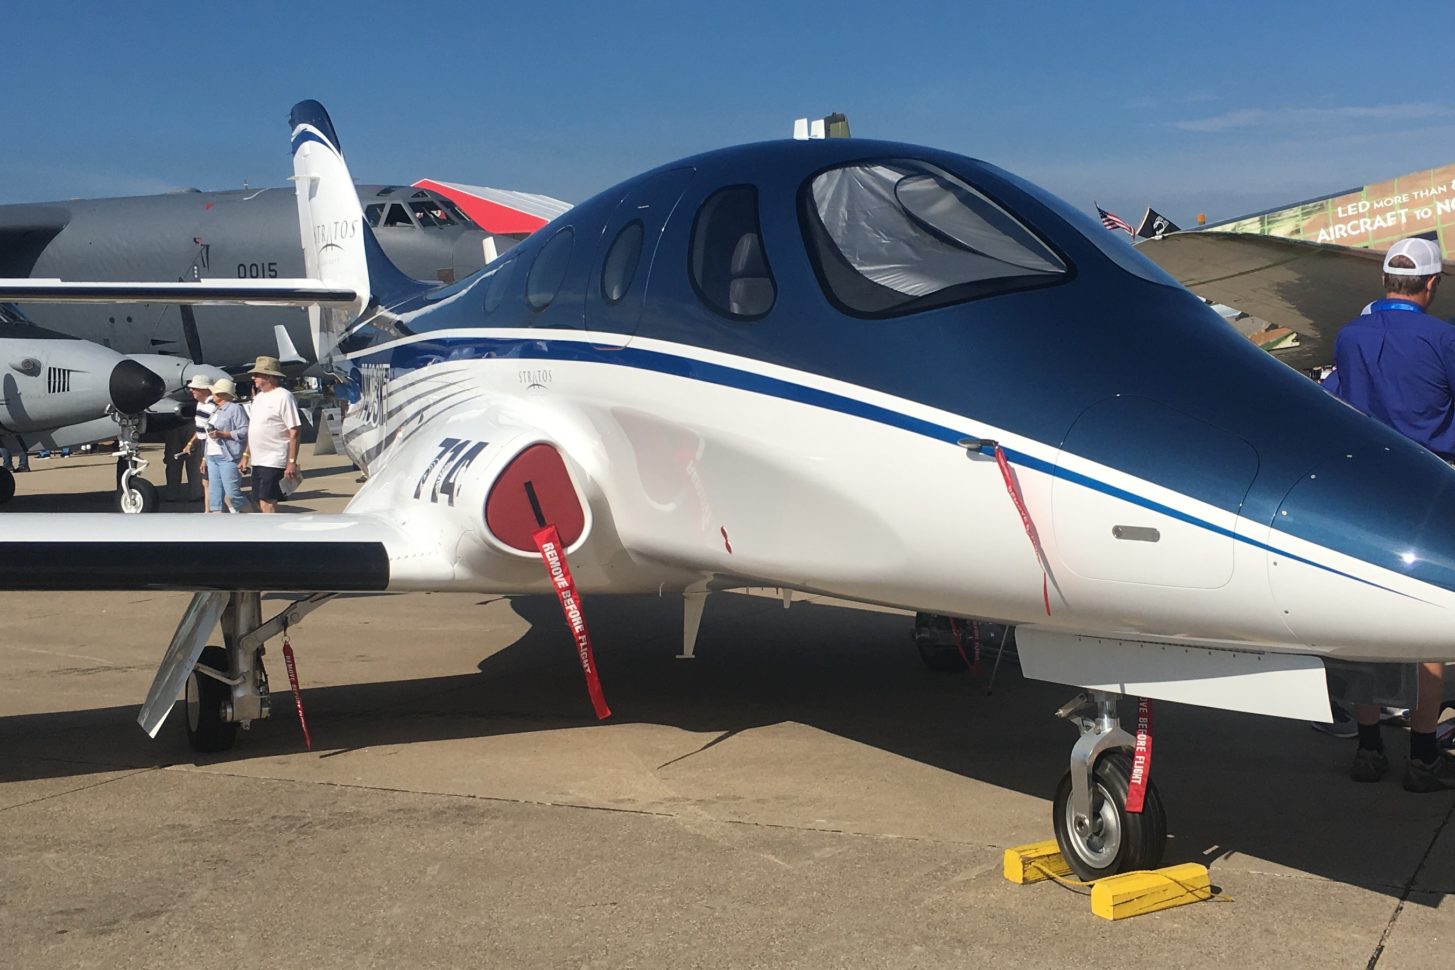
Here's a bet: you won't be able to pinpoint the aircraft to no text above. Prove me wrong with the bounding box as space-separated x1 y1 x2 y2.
3 101 1453 881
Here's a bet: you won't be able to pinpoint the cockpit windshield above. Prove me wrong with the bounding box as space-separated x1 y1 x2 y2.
437 197 477 228
410 201 455 227
800 160 1068 317
362 191 478 231
982 162 1184 290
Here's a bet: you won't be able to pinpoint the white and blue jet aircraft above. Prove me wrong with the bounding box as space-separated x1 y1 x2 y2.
2 101 1453 881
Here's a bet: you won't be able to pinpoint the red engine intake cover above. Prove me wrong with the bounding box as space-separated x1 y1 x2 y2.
485 444 585 552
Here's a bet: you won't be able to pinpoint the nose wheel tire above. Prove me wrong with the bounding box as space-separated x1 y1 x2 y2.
116 477 158 514
0 466 13 504
184 646 237 753
1052 751 1166 882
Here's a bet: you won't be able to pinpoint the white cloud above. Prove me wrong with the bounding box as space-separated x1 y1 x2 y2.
1174 102 1452 133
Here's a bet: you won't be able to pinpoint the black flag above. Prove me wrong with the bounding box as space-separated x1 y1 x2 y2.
1135 208 1181 239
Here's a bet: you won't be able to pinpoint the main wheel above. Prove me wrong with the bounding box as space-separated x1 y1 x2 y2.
0 466 13 504
912 613 968 672
185 646 237 752
116 477 158 514
1052 751 1166 881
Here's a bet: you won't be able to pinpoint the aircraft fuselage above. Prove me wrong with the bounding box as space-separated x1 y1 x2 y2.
326 139 1455 664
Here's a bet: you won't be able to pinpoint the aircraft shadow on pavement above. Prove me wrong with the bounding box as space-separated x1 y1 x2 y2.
4 591 1449 900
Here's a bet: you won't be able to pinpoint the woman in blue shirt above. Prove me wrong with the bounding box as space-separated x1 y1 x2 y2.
204 379 251 513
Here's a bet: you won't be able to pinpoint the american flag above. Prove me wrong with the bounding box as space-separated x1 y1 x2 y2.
1096 203 1134 237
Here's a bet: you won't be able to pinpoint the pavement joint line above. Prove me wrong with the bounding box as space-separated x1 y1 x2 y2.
0 766 158 814
6 754 1444 899
1364 795 1455 969
1208 864 1416 896
0 642 125 665
160 763 1014 850
6 752 157 771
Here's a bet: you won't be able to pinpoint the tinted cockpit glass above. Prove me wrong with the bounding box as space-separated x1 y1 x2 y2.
383 204 414 228
438 198 477 228
410 201 456 227
985 163 1185 290
800 160 1067 317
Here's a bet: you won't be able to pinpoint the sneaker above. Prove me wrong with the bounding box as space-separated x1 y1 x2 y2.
1350 747 1390 782
1313 699 1359 738
1402 755 1455 793
1379 706 1411 726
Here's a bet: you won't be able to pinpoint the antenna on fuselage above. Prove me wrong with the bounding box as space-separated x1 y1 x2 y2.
792 112 851 139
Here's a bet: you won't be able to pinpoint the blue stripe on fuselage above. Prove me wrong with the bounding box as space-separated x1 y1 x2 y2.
350 331 1409 599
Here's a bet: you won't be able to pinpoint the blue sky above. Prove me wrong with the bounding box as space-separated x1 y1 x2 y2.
3 1 1451 225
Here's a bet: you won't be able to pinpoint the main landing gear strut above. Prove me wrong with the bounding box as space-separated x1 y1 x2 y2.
140 591 336 752
1050 690 1166 881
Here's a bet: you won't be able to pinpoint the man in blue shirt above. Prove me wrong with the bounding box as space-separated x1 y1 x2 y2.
1328 236 1455 792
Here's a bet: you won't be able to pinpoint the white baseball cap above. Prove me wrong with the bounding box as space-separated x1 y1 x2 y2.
1382 237 1444 276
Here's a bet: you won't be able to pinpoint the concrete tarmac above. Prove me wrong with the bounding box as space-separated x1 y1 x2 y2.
1 448 1452 968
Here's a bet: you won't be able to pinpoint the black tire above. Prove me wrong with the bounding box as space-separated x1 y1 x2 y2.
912 612 967 672
1052 751 1166 881
915 634 968 671
185 646 237 752
116 477 158 514
0 466 13 504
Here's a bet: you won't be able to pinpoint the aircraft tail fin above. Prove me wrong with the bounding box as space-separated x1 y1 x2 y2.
287 100 424 361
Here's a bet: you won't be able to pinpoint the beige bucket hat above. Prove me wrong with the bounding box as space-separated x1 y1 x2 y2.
249 355 286 378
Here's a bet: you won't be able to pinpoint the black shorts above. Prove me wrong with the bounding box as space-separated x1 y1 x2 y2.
253 465 287 502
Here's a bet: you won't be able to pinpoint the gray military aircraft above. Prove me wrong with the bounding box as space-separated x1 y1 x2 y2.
0 180 566 510
0 302 172 506
0 183 549 370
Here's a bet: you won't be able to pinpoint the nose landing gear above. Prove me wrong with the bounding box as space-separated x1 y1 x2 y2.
113 411 158 514
1051 690 1166 881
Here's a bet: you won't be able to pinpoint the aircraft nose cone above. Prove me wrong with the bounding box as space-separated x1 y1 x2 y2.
108 359 166 415
1268 436 1455 658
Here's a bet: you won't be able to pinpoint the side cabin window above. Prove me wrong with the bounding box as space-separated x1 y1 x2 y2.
689 185 775 320
482 255 520 314
799 160 1067 317
601 221 644 305
526 227 574 311
364 203 385 228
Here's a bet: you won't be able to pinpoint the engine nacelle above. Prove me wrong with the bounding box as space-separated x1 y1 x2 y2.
350 421 594 586
126 354 229 414
426 430 590 554
1 333 165 433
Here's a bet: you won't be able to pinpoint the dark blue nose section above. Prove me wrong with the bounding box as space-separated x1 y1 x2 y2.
1272 434 1455 593
108 359 166 415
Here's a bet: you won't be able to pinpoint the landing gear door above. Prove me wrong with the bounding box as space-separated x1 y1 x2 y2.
584 167 694 345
